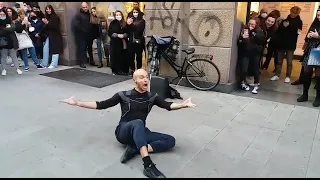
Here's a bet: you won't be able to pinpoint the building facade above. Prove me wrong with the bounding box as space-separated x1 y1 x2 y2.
4 2 317 93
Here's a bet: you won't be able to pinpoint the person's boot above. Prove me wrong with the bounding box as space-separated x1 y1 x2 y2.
313 77 320 107
106 58 111 67
120 145 138 163
90 61 97 66
297 72 312 102
143 163 166 178
292 66 304 85
142 156 166 178
80 63 86 68
89 55 97 66
97 62 103 68
291 80 303 85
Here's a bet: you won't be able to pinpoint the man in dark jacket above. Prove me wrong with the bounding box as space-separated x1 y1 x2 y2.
72 2 91 68
271 6 303 83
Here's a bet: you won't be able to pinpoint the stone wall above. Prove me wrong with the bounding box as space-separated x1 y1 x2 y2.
145 2 239 92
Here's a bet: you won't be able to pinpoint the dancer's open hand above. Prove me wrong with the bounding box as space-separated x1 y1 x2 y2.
60 96 77 106
182 98 196 108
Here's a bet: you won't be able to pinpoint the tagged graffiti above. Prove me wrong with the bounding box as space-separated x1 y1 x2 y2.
149 2 223 46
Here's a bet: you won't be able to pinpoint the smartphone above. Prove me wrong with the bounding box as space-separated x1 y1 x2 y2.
243 29 249 36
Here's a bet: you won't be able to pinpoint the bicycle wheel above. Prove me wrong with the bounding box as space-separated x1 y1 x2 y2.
185 59 220 91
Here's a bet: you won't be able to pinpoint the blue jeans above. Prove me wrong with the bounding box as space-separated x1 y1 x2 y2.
21 46 40 68
96 38 102 62
115 119 176 152
42 38 59 67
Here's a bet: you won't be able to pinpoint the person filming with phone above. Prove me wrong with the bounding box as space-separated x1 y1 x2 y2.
270 6 303 83
238 17 266 94
127 7 146 76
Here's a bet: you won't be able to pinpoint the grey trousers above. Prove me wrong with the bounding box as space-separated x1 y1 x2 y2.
275 50 294 78
0 48 19 70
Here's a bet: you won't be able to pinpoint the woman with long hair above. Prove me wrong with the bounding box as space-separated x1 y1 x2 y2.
127 7 146 75
0 9 23 75
261 11 280 71
238 17 266 94
16 9 44 71
108 10 129 75
5 7 23 67
6 7 18 21
41 5 63 68
88 7 103 68
297 9 320 107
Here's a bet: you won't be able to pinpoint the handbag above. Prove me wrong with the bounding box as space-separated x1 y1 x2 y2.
15 30 34 50
307 46 320 66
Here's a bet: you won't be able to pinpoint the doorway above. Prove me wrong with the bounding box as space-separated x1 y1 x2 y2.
234 2 317 107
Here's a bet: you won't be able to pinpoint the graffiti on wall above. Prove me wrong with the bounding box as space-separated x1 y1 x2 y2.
149 2 223 46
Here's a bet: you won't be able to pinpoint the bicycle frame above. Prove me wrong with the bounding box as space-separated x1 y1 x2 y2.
159 49 187 75
146 35 214 84
158 49 214 84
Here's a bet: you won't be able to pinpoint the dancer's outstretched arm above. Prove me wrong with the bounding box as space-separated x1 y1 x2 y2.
170 98 196 110
154 96 196 111
60 93 121 110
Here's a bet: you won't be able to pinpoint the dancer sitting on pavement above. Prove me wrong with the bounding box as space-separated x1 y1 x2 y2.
60 69 196 178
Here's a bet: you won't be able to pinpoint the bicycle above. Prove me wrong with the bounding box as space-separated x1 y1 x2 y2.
145 36 221 91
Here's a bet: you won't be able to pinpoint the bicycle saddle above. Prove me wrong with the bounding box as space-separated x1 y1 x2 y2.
182 48 195 55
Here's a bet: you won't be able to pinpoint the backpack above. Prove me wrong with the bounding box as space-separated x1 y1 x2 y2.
167 85 182 99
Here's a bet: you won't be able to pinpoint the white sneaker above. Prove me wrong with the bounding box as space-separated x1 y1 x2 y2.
1 69 6 76
284 77 291 83
252 86 259 94
48 65 54 69
270 75 279 81
16 69 22 75
249 83 260 86
241 83 250 91
10 63 14 67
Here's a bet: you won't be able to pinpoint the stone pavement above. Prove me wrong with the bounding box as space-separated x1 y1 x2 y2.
0 65 320 178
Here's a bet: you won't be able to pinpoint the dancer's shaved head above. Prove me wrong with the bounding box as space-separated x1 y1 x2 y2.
133 69 148 81
133 69 149 93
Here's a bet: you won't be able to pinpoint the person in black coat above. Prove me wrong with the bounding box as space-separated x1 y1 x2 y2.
72 2 91 68
0 9 24 75
297 9 320 107
271 6 303 83
29 10 45 59
41 5 63 68
108 10 129 75
238 17 266 94
127 7 146 75
261 14 278 70
87 7 103 68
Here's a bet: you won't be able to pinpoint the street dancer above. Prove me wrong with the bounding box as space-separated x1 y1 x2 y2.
60 69 196 178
